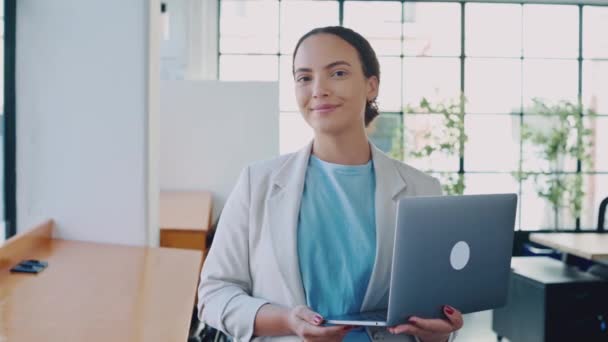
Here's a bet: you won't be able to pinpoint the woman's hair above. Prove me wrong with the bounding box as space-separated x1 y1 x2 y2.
292 26 380 127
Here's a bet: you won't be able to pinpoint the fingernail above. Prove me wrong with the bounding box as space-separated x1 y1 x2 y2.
444 305 454 315
315 314 323 321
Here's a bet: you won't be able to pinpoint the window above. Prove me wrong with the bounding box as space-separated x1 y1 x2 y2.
3 0 16 240
218 0 608 231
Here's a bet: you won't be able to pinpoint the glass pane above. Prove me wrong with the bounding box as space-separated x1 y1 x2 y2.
466 3 522 57
465 115 520 172
403 2 461 57
280 112 313 154
377 57 401 112
465 173 519 195
521 175 577 230
522 60 578 108
465 58 521 114
367 114 402 158
403 114 459 172
523 5 578 58
464 174 520 229
279 55 298 111
586 117 608 172
583 6 608 59
583 60 608 115
280 0 339 54
580 174 608 229
0 28 3 112
428 172 466 196
220 55 278 81
521 115 578 173
220 1 279 54
403 57 460 109
344 1 402 56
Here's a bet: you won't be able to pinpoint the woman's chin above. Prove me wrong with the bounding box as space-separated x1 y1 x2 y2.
311 121 348 137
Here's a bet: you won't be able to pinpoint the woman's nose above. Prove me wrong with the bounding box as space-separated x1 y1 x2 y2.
312 78 330 99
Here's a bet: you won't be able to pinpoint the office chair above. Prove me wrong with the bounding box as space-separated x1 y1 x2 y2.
587 196 608 280
597 196 607 232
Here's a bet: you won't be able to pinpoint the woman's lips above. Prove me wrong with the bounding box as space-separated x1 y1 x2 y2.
311 104 340 114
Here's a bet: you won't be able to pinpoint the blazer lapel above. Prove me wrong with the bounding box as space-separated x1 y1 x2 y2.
266 141 313 306
361 143 408 310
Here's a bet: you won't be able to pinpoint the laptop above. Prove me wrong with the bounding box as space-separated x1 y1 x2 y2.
325 193 517 327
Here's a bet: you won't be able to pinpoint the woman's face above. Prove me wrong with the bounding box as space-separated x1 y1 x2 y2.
293 34 378 136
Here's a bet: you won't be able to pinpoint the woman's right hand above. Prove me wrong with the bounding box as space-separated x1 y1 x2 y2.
287 305 355 342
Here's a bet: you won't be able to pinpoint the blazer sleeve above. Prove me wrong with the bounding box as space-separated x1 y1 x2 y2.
197 166 269 341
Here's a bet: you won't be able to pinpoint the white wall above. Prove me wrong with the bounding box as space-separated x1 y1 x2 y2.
147 0 161 247
17 0 159 246
160 80 279 222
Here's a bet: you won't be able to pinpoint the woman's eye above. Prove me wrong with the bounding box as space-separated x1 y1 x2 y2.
297 76 311 83
332 70 348 77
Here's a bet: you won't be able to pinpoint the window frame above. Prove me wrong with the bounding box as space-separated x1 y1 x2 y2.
218 0 608 231
4 0 17 239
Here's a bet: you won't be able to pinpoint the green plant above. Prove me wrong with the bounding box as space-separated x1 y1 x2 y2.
390 95 468 195
513 98 595 230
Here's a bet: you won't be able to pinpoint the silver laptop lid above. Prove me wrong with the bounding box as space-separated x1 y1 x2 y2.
386 194 517 326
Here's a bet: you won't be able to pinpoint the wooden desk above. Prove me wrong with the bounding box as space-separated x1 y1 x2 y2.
530 233 608 264
160 191 213 262
0 220 202 341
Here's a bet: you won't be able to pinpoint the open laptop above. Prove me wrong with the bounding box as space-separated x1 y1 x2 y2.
325 193 517 327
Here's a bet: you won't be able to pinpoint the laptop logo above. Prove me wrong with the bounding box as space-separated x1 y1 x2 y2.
450 241 470 271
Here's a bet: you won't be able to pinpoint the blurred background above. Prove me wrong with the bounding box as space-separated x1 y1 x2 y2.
160 0 608 232
3 1 608 341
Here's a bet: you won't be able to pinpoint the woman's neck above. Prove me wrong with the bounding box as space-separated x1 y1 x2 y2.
312 128 371 165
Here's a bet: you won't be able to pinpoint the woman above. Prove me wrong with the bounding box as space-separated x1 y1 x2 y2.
198 26 463 342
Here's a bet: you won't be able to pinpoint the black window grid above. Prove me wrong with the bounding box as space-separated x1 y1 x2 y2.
218 0 608 230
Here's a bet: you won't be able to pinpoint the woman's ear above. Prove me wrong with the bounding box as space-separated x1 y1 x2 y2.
366 76 379 102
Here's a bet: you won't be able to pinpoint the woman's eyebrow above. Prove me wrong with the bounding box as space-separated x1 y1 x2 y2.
324 60 351 69
294 60 352 74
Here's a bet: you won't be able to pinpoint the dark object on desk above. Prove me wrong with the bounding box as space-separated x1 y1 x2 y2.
10 259 48 274
21 259 48 268
492 257 608 342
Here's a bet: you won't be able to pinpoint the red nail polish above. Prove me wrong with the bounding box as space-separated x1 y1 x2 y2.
445 306 454 315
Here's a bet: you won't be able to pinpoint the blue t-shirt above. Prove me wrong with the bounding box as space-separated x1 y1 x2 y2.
297 155 376 341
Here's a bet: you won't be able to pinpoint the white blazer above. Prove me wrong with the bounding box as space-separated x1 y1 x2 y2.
198 141 449 342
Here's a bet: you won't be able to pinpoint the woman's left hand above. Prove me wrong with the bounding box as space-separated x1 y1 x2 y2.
387 305 463 342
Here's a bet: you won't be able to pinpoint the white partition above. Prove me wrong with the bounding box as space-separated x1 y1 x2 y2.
16 0 159 246
160 81 279 222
